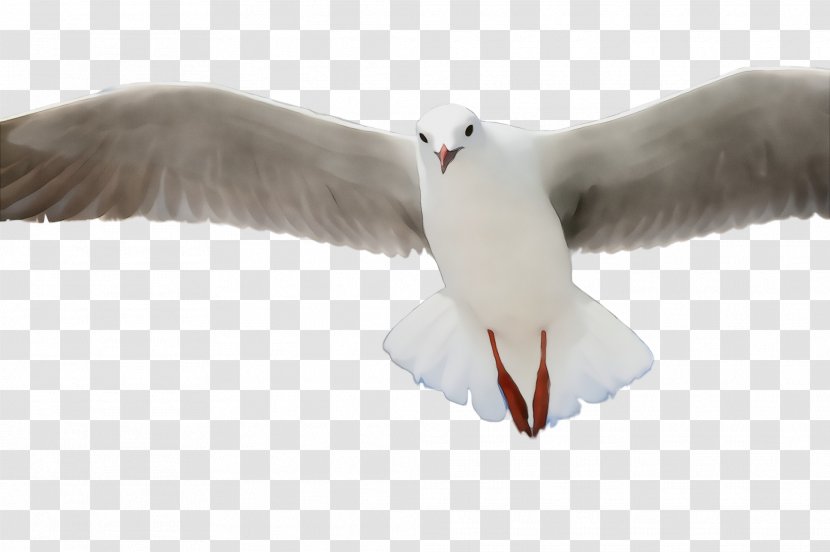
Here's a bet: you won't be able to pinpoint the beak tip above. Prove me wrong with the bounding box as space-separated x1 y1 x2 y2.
436 144 460 175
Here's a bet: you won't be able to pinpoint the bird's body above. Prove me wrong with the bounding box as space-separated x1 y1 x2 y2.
389 109 655 432
2 67 828 435
414 121 573 427
421 121 570 334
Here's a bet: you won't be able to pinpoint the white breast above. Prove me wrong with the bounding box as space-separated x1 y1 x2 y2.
418 123 572 336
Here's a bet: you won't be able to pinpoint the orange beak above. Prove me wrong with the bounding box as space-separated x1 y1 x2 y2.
436 144 462 174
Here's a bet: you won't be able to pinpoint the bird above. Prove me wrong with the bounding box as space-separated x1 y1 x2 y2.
1 66 828 436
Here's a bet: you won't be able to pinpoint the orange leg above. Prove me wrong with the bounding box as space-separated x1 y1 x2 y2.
487 329 531 436
531 331 550 436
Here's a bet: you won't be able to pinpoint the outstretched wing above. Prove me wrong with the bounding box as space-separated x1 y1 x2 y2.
1 83 427 257
539 67 830 253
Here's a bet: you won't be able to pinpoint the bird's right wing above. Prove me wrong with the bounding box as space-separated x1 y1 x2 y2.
1 83 427 257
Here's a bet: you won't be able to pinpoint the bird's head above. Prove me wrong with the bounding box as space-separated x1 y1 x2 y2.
415 104 481 175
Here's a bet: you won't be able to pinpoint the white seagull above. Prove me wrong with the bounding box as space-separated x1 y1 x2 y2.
2 67 828 436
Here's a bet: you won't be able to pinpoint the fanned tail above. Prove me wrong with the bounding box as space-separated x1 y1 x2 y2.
382 290 507 422
543 286 654 426
383 285 654 431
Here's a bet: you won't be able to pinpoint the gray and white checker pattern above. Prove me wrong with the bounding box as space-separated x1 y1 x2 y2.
1 0 829 549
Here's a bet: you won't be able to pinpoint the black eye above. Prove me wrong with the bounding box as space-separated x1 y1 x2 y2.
419 133 428 143
465 125 473 137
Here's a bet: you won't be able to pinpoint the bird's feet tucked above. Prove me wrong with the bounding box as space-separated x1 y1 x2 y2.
487 329 531 436
487 329 551 437
532 331 550 436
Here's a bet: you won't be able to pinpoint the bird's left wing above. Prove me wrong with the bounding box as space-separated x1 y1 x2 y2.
1 83 427 257
537 67 829 253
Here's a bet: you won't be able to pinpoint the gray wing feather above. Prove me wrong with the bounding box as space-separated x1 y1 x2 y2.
540 67 830 253
0 83 427 257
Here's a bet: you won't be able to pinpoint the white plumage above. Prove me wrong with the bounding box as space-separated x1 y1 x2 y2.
385 104 653 430
2 67 828 435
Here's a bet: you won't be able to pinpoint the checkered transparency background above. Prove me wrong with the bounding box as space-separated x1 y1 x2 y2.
1 0 830 549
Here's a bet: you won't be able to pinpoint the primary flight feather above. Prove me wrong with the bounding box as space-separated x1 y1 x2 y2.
2 67 828 436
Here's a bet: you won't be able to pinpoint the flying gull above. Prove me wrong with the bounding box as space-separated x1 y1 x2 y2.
1 67 828 436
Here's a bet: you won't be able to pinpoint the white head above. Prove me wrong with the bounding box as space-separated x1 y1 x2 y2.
415 104 481 175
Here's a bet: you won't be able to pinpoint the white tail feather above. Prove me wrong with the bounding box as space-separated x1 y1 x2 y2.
382 291 507 421
543 287 653 425
383 286 654 429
